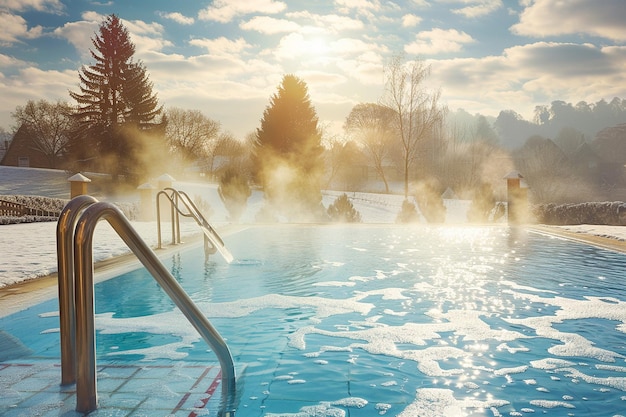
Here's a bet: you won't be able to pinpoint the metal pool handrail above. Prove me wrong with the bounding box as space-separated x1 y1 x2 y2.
156 187 233 263
57 194 98 385
57 198 236 415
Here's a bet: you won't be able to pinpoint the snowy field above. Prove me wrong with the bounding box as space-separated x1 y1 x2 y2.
0 166 625 288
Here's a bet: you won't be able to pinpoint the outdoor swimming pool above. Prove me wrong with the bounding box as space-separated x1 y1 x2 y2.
2 225 626 416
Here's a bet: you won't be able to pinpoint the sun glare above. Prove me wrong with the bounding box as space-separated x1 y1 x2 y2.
297 36 331 63
307 37 330 57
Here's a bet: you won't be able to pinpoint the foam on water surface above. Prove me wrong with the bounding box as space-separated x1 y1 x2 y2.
10 225 626 416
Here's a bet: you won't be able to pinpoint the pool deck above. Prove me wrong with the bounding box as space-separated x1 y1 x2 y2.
529 224 626 254
0 360 227 416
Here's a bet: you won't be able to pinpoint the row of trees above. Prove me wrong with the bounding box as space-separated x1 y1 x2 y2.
7 13 448 222
10 15 245 183
249 55 450 221
7 14 626 223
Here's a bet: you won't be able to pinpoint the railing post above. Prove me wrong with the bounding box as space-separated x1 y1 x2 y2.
156 191 163 249
56 195 98 386
171 190 177 244
74 209 98 413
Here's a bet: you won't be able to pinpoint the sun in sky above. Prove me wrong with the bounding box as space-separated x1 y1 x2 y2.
0 0 625 139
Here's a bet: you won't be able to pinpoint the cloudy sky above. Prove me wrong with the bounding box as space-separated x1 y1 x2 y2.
1 0 625 139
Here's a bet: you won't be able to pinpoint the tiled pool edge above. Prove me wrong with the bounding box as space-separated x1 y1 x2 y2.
0 360 230 416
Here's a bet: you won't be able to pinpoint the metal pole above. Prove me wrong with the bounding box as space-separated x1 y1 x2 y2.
171 190 177 244
73 205 98 413
56 195 98 385
156 191 163 249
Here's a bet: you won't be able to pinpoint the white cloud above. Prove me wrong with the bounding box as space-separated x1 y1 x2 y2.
405 28 475 55
81 10 104 22
240 16 300 34
189 37 252 56
0 53 27 68
285 11 365 32
0 67 77 126
54 13 170 58
120 18 170 55
160 12 194 25
511 0 626 42
296 70 346 90
0 0 64 13
331 38 382 55
198 0 287 23
273 32 318 60
122 18 165 37
450 0 502 18
334 0 382 15
428 42 626 120
0 12 43 45
53 19 99 59
336 51 385 85
402 14 422 27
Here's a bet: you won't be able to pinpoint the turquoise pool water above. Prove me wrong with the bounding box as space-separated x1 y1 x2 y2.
2 225 626 416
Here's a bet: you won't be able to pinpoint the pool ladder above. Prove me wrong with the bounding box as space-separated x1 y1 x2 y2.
156 187 234 263
56 195 236 415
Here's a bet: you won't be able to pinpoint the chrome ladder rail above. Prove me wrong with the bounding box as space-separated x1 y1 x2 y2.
57 198 236 415
57 195 99 386
156 188 233 262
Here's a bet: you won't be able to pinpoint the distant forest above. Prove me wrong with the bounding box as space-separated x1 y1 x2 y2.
448 97 626 150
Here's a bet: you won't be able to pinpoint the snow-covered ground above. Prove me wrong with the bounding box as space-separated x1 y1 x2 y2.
1 166 625 288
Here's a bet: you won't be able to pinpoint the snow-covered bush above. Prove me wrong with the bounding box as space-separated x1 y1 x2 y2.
327 193 361 223
0 195 67 213
0 195 139 223
0 195 67 225
113 201 139 220
532 202 626 225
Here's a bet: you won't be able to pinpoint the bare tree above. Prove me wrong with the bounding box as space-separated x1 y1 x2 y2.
344 103 397 193
164 107 221 170
513 135 579 203
11 99 76 168
381 55 446 197
207 132 247 179
323 138 367 191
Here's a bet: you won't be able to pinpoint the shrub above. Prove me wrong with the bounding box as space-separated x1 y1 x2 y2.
327 193 361 223
396 199 420 223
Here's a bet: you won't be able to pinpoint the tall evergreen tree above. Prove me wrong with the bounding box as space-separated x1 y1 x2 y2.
254 75 324 221
69 14 162 181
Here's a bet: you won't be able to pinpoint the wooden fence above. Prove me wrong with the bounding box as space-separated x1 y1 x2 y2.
0 199 60 218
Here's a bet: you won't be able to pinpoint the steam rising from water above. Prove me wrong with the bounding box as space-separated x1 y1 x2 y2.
258 149 324 222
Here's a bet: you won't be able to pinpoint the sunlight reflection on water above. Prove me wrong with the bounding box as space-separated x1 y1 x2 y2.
6 225 626 416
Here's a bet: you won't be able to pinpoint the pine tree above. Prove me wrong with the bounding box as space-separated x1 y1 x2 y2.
69 14 162 181
254 75 324 221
